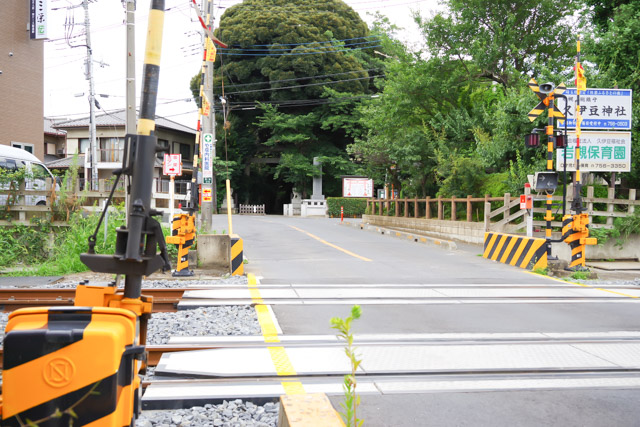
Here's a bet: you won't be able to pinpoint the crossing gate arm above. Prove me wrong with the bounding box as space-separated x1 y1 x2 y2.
483 232 548 270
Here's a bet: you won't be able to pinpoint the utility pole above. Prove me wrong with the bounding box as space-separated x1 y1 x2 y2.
124 0 136 135
200 0 215 231
83 0 98 191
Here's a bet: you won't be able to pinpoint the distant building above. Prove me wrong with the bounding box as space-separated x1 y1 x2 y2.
49 110 197 191
44 118 67 163
0 1 45 160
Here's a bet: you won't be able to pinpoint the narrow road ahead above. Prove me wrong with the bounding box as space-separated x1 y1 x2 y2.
202 215 640 426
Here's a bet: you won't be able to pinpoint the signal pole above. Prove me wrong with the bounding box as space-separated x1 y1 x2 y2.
124 0 136 136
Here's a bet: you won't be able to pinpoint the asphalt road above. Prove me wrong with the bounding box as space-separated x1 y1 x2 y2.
210 214 640 426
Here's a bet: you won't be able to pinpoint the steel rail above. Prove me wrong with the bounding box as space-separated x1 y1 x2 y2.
0 288 192 312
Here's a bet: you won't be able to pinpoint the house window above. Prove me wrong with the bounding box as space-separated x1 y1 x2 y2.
157 138 169 159
100 137 124 162
79 138 90 154
172 142 190 161
11 142 34 154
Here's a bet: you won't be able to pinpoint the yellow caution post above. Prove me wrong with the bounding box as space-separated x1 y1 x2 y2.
230 234 244 276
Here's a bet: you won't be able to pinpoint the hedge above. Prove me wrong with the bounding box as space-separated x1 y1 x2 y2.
326 197 368 217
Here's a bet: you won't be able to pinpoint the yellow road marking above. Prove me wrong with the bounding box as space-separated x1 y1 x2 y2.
289 225 372 262
525 271 639 299
247 273 306 394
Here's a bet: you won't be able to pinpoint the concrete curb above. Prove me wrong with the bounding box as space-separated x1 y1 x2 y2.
340 220 457 251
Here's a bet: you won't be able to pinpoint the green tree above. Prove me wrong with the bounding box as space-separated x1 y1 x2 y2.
191 0 381 210
418 0 582 87
584 0 640 188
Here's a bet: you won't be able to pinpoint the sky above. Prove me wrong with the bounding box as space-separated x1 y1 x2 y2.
43 0 442 128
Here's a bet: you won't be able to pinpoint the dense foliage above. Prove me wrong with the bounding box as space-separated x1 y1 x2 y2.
326 197 368 217
192 0 638 210
192 0 383 212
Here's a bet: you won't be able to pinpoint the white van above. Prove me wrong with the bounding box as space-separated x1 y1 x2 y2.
0 145 58 206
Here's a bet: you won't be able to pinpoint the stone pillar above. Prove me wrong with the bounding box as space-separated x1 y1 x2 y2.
311 157 324 200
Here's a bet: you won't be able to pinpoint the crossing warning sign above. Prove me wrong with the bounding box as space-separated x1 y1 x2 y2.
528 79 566 121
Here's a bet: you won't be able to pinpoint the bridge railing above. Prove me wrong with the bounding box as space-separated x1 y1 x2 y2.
238 204 266 215
366 187 639 232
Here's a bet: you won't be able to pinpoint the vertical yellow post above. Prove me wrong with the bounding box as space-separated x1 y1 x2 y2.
226 178 233 235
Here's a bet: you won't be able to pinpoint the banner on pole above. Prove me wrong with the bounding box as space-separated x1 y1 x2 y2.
202 133 214 183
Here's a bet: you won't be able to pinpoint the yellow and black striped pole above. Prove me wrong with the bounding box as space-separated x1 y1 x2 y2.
544 93 555 257
124 0 166 298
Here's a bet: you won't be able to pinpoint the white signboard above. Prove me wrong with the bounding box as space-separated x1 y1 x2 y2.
202 133 213 180
559 88 632 130
556 131 631 172
342 177 374 198
30 0 48 40
163 153 182 176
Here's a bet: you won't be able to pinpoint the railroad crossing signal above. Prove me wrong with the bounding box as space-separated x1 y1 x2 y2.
527 79 566 121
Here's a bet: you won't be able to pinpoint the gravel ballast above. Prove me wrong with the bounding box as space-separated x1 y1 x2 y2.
136 401 279 427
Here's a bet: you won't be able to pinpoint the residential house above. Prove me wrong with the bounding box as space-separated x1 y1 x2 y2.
50 110 197 193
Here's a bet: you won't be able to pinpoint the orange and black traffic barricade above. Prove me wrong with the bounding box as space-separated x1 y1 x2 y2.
166 212 196 276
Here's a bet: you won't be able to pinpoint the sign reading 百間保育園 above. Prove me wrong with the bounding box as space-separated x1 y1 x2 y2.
558 89 632 130
556 131 631 172
30 0 47 39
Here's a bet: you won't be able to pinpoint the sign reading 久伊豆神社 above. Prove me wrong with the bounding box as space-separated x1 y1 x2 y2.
556 131 631 172
559 89 632 130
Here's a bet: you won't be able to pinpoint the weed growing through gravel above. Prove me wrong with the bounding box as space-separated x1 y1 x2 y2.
532 267 549 276
331 305 363 427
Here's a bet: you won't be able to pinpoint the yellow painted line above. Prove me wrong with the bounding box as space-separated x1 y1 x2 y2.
523 271 639 299
289 225 372 262
281 381 306 395
255 305 279 342
269 347 298 376
247 273 306 394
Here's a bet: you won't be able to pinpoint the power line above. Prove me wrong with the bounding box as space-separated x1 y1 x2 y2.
224 74 382 95
219 44 381 56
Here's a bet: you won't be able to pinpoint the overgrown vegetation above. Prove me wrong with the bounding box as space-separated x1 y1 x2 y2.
330 305 363 427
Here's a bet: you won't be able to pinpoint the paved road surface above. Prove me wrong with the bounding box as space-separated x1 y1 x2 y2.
204 214 640 426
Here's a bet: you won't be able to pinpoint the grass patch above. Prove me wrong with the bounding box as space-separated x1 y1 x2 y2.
570 270 591 280
532 267 548 276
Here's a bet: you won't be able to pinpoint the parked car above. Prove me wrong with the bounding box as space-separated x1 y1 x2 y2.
0 145 58 206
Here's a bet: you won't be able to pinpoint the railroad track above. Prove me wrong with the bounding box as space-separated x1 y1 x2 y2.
0 288 190 312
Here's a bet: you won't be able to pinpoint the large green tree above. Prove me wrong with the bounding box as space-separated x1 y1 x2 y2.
191 0 382 209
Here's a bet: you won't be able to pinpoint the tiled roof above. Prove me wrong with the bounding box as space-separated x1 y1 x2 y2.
46 155 85 168
53 110 196 135
44 118 67 136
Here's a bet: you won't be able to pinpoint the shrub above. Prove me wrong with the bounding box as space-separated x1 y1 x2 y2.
327 197 368 218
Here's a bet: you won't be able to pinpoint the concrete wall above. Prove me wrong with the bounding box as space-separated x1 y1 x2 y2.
362 215 486 244
0 1 44 161
551 233 640 261
197 234 230 269
363 215 639 260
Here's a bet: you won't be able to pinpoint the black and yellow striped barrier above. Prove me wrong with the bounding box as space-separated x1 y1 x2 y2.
562 214 597 270
483 232 548 270
230 234 244 276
